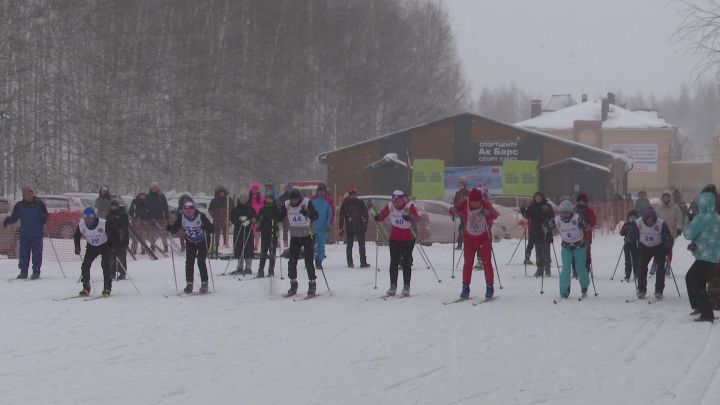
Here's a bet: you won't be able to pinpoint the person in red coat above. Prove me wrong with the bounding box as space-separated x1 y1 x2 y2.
450 188 499 299
574 192 596 277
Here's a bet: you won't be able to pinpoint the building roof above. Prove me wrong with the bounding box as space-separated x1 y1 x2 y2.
317 112 625 163
516 100 673 129
540 157 611 173
544 94 577 112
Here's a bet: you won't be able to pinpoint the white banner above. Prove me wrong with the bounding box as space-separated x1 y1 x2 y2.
608 143 658 172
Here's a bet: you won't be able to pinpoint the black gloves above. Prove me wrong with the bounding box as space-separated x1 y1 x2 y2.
300 208 309 217
402 214 411 221
75 247 81 255
688 242 697 252
677 229 682 237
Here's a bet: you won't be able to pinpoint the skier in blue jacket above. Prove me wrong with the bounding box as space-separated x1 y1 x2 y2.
3 185 48 279
684 191 720 322
311 183 334 270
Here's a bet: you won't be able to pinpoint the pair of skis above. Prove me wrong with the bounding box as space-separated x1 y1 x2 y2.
52 294 110 301
442 296 499 306
553 294 587 304
282 293 321 301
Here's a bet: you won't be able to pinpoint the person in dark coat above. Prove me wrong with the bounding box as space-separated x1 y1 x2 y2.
145 182 169 253
523 191 554 277
3 185 48 279
339 187 369 268
229 192 257 275
128 192 149 255
619 209 640 282
95 186 112 219
256 192 280 278
209 186 234 248
106 200 129 279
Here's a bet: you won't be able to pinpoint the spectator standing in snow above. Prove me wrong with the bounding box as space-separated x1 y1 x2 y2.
311 183 333 270
3 185 48 279
95 186 112 219
339 187 369 268
229 192 256 275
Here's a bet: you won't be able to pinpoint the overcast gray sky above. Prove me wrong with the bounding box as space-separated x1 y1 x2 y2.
443 0 704 101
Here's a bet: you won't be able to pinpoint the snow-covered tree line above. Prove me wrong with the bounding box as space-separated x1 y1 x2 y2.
0 0 467 195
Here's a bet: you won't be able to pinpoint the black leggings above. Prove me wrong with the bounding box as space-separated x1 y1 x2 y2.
185 239 209 283
82 243 113 290
638 244 666 294
259 234 277 272
686 260 715 318
288 236 316 280
389 240 414 287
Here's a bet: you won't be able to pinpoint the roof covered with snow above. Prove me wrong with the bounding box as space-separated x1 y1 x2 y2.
540 157 610 173
516 100 673 130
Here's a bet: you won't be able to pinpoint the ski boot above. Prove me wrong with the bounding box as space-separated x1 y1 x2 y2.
359 261 370 268
243 268 253 275
30 271 40 280
199 282 209 294
637 291 646 299
690 308 702 316
581 287 588 298
544 267 551 277
523 257 533 265
654 291 663 300
287 279 299 296
268 269 274 277
315 258 323 270
307 280 317 296
460 283 470 299
79 283 91 297
101 289 111 297
184 283 193 294
401 284 410 297
347 260 354 268
16 271 28 280
533 268 543 278
230 263 243 276
485 285 494 299
116 273 126 281
695 316 715 323
386 284 397 296
256 269 265 279
455 243 463 251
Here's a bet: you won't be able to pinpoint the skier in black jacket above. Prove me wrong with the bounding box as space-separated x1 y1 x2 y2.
106 200 129 280
145 182 170 253
339 187 369 268
229 192 257 275
166 200 214 294
523 192 555 277
277 189 320 296
74 207 118 297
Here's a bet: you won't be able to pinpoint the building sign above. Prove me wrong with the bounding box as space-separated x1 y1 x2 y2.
502 160 538 197
477 142 520 163
444 166 502 202
411 159 445 200
608 143 658 173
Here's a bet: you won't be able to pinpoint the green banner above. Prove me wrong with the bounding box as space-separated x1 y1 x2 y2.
502 160 538 196
411 159 445 200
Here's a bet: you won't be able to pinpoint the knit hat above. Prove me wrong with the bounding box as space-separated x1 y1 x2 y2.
576 192 589 203
469 188 483 202
392 190 405 197
317 183 327 192
21 184 33 193
559 200 574 213
83 207 96 218
642 207 657 223
348 187 358 194
251 182 260 191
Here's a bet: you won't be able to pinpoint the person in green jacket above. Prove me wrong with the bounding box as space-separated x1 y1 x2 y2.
683 191 720 322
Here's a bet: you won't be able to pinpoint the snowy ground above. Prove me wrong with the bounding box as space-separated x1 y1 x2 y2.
1 234 718 405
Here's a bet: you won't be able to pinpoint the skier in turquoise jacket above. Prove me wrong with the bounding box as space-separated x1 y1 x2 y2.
311 183 334 270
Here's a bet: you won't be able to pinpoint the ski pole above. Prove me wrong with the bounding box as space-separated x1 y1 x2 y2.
47 234 67 278
374 225 379 289
279 224 285 280
115 256 141 294
589 262 598 296
523 226 528 276
551 240 561 273
451 222 456 279
415 242 441 283
668 259 681 298
486 229 502 289
453 245 463 275
206 235 216 292
164 212 179 293
506 228 524 265
610 245 623 280
540 258 545 294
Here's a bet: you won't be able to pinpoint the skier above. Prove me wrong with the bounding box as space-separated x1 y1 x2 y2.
339 187 369 268
106 200 129 280
74 207 117 296
277 189 319 297
374 190 420 297
523 191 554 277
229 192 256 275
311 183 333 270
2 185 48 279
256 192 280 278
573 192 596 278
519 200 535 265
619 209 640 282
452 181 469 250
278 183 294 256
549 200 590 298
450 188 498 299
635 207 674 300
166 200 214 294
652 190 682 277
684 190 720 322
95 186 112 219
